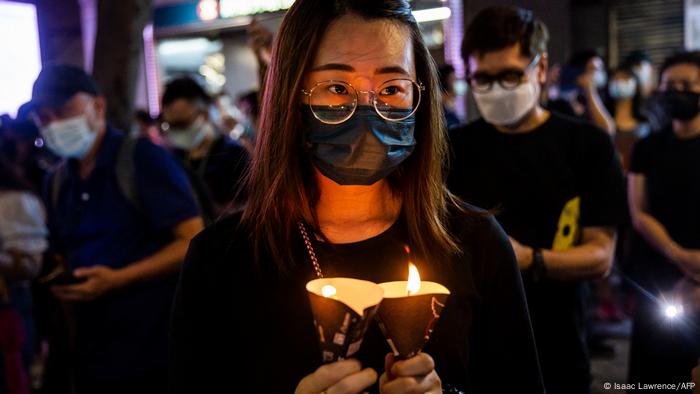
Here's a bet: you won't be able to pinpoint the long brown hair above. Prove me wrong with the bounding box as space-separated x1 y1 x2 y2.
241 0 471 271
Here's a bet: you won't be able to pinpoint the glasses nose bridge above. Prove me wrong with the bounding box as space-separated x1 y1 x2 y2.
354 87 376 106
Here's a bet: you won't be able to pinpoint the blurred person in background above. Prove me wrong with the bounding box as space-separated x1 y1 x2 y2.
0 113 56 195
28 64 203 394
0 128 48 394
235 90 260 153
622 50 656 99
549 49 616 135
607 66 652 172
438 64 461 129
160 77 250 223
627 51 700 389
247 17 273 89
622 50 666 133
131 109 163 145
451 6 627 393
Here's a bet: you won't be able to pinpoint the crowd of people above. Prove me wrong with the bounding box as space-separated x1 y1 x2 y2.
1 1 699 393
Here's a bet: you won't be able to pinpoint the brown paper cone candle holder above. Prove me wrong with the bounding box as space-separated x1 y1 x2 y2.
306 278 384 363
377 263 450 359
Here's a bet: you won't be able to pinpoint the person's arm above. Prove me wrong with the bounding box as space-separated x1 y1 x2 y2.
52 139 204 301
51 216 203 301
628 173 700 281
582 85 615 135
577 73 615 135
116 216 203 282
511 226 616 280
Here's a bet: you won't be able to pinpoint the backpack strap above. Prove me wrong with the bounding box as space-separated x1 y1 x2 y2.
50 162 67 213
49 135 142 213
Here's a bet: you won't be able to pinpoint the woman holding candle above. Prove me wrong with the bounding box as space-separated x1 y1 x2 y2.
169 1 544 393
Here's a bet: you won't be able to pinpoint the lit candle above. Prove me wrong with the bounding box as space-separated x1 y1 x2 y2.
406 263 421 296
322 284 338 299
377 262 450 359
306 278 384 363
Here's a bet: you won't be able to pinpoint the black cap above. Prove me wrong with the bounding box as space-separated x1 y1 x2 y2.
28 64 99 110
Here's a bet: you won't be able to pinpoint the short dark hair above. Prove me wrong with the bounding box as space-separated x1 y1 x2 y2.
161 77 211 107
462 6 548 62
621 49 651 69
237 90 260 120
567 49 601 69
659 51 700 80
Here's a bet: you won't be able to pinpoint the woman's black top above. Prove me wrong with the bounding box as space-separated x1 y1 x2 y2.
169 204 545 393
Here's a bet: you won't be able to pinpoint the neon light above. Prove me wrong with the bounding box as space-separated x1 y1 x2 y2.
142 24 161 118
0 1 41 117
412 7 452 23
219 0 295 18
197 0 219 21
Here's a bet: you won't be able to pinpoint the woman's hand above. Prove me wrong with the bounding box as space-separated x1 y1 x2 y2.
295 359 377 394
380 353 442 394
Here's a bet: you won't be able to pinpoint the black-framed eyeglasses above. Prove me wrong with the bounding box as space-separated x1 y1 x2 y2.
300 78 425 125
467 53 541 94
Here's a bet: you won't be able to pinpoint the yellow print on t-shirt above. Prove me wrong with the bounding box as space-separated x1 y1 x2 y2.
552 196 581 251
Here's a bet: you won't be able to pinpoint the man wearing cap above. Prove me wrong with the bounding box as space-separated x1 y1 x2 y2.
29 64 203 394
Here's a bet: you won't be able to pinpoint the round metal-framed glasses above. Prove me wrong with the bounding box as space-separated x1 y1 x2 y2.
301 78 425 124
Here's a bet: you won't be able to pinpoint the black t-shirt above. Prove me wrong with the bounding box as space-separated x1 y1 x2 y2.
169 206 544 394
447 113 626 394
629 128 700 290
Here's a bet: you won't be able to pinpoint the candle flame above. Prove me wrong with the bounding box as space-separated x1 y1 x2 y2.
322 285 337 298
406 263 421 295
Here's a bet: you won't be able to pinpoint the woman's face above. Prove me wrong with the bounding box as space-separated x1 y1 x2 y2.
303 14 416 106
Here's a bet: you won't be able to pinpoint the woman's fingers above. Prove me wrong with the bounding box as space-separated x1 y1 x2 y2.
380 353 441 394
296 359 377 394
326 367 378 394
380 371 441 394
390 352 435 377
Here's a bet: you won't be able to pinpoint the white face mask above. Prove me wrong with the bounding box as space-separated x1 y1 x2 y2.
453 79 468 96
593 70 608 88
608 79 637 100
473 70 541 126
40 114 97 159
167 116 216 150
632 63 653 88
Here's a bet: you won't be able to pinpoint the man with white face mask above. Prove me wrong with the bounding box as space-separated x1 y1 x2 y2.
448 6 626 394
160 77 249 223
28 65 203 394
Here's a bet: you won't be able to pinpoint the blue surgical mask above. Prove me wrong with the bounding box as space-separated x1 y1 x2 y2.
40 114 97 159
303 106 416 185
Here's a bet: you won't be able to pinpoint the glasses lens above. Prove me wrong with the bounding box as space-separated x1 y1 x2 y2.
500 72 524 90
469 76 492 93
309 81 357 124
375 79 420 121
